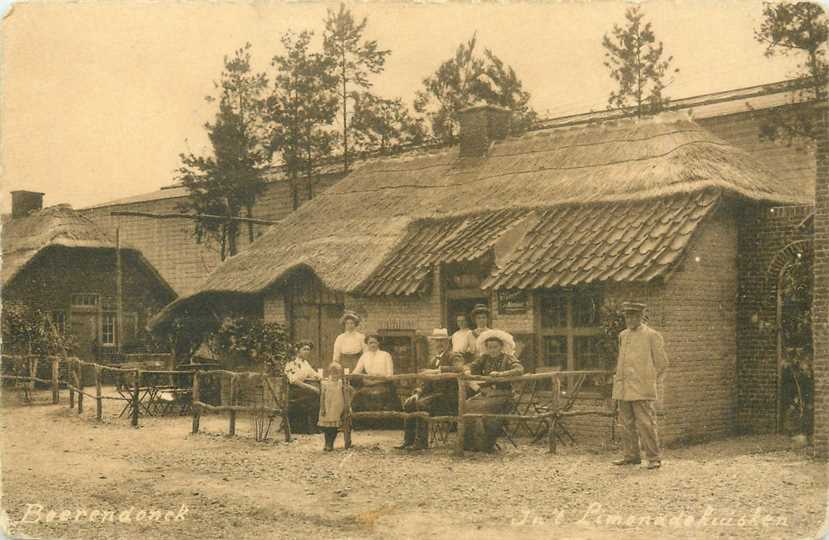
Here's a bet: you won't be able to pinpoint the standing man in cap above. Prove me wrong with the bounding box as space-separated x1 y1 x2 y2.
612 301 669 470
451 313 475 359
468 304 493 357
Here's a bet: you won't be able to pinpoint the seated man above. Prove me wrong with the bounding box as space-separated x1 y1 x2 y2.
284 340 322 433
463 329 524 452
397 329 464 450
351 335 401 416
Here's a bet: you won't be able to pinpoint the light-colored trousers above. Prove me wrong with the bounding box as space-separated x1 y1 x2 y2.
618 400 662 462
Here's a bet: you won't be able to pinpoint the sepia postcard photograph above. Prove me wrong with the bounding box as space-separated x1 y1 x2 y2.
1 0 828 538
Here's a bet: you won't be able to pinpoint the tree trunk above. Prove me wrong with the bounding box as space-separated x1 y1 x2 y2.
342 47 349 172
246 206 255 243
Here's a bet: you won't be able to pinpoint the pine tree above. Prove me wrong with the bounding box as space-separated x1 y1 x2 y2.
323 3 390 171
176 43 270 261
414 33 536 143
268 31 339 208
754 1 828 145
602 6 678 118
350 93 426 156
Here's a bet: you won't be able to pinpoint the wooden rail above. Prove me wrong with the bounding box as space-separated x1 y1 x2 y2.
2 355 614 454
343 369 614 456
189 370 291 442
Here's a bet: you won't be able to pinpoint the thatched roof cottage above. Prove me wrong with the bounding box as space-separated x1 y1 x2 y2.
3 193 176 362
154 106 814 443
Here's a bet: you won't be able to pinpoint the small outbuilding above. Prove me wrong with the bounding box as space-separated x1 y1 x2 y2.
3 192 177 363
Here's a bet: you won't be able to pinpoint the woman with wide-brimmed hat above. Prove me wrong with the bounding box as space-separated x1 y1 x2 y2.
463 328 524 452
332 310 366 373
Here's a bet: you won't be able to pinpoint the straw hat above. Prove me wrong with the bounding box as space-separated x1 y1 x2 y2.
476 329 516 355
427 328 450 340
339 310 362 325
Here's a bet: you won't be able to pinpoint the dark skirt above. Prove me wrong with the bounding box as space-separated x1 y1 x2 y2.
352 382 402 412
338 352 362 374
287 381 321 434
350 381 402 429
463 392 513 452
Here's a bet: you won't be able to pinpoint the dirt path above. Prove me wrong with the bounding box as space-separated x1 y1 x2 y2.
1 392 827 540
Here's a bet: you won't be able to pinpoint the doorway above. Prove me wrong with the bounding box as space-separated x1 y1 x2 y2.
773 243 813 435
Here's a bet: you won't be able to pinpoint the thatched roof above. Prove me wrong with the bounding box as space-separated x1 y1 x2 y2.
2 205 175 296
153 112 811 322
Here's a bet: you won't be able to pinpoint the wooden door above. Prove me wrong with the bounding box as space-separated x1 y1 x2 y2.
319 304 342 369
292 304 321 367
70 310 98 361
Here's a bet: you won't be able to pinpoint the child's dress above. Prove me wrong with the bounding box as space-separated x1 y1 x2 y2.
318 380 350 428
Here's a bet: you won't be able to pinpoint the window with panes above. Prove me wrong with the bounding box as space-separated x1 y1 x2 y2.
538 288 604 374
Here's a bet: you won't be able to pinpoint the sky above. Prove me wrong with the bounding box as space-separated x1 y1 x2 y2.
0 0 805 212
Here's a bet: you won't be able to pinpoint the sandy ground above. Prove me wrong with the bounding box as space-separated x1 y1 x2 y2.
1 388 828 540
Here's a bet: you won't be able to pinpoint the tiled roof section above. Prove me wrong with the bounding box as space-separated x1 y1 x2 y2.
481 190 721 290
359 210 527 295
360 209 527 295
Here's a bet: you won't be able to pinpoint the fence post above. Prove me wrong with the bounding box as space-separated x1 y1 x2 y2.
76 361 84 414
455 374 467 457
228 374 237 436
131 369 140 427
30 356 39 393
51 357 60 404
549 375 561 454
69 359 75 409
282 376 292 443
191 371 201 434
95 366 103 421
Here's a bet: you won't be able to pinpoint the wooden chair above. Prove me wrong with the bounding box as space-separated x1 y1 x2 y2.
428 417 453 446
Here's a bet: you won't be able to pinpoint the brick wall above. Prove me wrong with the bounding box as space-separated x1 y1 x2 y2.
735 200 813 434
698 109 815 198
656 206 738 442
346 268 443 337
263 292 288 325
814 105 829 457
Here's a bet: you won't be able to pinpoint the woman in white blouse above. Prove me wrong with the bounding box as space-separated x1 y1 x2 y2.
353 335 394 380
351 335 401 416
332 311 366 373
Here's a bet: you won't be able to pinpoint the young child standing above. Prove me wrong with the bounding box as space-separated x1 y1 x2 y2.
318 363 351 451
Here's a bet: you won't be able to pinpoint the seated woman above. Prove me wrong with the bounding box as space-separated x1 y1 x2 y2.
463 329 524 452
350 335 401 416
284 340 322 434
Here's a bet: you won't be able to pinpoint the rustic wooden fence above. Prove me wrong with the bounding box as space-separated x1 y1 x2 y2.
344 369 615 455
1 355 290 438
2 355 613 454
189 369 291 442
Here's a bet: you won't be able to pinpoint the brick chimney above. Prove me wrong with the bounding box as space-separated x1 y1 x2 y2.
10 190 45 218
457 104 512 158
